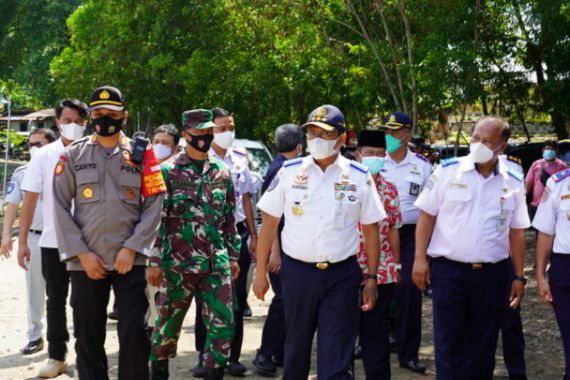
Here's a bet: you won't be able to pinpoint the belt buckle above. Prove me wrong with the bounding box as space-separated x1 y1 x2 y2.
316 262 329 270
471 263 483 270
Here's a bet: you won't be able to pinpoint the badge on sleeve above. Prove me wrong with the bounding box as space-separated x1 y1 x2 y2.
267 175 280 192
55 154 67 177
409 182 420 196
6 182 14 195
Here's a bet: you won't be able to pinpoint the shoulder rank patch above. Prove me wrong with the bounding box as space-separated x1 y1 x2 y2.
415 153 428 162
507 167 524 182
441 157 459 168
350 161 369 174
553 169 570 183
232 148 246 157
283 157 303 168
507 155 522 164
6 182 15 194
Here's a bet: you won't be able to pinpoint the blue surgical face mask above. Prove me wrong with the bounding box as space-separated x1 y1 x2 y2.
543 150 556 161
361 156 385 175
385 134 401 153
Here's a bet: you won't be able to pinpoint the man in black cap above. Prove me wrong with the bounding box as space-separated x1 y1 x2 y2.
382 112 432 373
253 105 386 379
52 85 165 380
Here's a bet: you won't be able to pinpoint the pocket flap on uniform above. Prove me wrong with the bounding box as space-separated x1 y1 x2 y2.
76 171 99 185
119 174 142 188
446 188 471 202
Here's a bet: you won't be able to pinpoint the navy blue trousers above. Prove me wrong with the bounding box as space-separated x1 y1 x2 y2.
259 270 285 359
395 224 422 363
500 258 527 380
360 283 395 380
281 254 361 380
431 257 508 380
550 254 570 380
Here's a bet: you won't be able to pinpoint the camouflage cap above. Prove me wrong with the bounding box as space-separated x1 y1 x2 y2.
182 109 216 129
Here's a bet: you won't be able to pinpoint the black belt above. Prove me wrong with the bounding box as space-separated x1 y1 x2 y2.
432 256 506 270
286 254 356 270
29 229 42 235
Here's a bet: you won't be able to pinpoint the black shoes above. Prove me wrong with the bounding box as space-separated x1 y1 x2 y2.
107 311 119 321
227 361 247 376
400 360 427 373
205 368 224 380
252 350 277 375
151 359 169 380
20 338 43 355
192 363 206 378
243 305 252 318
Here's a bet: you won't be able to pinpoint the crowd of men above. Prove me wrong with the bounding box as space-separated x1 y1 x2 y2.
1 84 570 380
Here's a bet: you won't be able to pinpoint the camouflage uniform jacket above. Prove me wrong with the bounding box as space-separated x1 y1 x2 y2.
149 152 241 273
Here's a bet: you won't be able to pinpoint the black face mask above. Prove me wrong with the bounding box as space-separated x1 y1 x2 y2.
91 116 123 137
186 133 214 153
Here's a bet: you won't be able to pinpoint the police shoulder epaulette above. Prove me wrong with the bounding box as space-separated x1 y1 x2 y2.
553 169 570 183
507 167 524 182
415 153 428 163
232 149 246 157
350 161 369 174
70 136 90 147
507 155 521 164
283 157 302 168
441 157 459 167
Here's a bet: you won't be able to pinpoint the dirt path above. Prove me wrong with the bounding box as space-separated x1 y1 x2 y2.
0 231 565 379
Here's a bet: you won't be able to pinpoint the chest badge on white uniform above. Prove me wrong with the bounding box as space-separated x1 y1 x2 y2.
292 202 304 216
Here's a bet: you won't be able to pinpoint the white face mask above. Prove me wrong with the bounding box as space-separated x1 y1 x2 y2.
307 137 340 160
29 146 39 159
213 130 235 149
469 142 497 164
153 144 173 160
60 123 85 141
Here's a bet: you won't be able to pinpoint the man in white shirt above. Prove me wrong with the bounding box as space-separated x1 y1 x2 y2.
19 98 88 378
413 116 529 380
253 104 386 380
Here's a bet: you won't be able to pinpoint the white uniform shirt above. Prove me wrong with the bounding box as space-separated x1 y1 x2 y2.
21 139 65 248
415 156 530 263
382 150 432 225
257 154 386 263
5 165 43 231
532 169 570 254
210 147 253 223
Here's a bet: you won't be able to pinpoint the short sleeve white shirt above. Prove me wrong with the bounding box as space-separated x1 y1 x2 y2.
257 154 386 263
21 139 65 248
532 169 570 254
415 156 530 263
5 165 43 231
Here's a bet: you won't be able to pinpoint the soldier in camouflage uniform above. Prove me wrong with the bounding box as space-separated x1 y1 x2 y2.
148 109 241 380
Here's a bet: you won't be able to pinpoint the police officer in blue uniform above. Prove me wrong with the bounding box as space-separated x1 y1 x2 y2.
252 123 303 375
253 105 386 380
381 112 432 373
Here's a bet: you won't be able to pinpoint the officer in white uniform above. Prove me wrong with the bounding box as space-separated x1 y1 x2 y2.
253 104 386 380
534 168 570 380
381 112 432 373
413 116 530 380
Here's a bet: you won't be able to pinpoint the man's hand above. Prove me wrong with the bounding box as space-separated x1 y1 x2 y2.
361 279 378 312
537 277 553 305
509 280 525 309
147 267 163 287
1 235 13 258
249 234 258 262
17 242 31 270
230 260 240 280
412 256 430 291
267 251 282 274
253 272 270 301
78 252 107 280
114 247 136 275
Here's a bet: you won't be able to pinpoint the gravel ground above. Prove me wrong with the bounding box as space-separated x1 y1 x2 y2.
0 231 565 379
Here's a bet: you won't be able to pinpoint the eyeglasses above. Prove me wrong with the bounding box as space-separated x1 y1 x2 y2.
306 128 338 140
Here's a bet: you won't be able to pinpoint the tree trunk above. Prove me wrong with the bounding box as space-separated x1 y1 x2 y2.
399 0 418 130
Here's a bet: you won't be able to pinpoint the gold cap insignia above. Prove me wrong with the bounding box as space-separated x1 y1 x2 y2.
99 90 110 100
314 106 328 122
389 114 396 123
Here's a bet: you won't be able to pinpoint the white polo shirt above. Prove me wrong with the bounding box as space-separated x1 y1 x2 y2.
532 169 570 254
415 156 530 263
382 149 432 225
5 165 43 231
21 138 66 248
210 147 253 224
257 154 386 263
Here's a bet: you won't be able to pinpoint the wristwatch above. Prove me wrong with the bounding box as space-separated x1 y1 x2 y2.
513 275 527 285
366 274 378 280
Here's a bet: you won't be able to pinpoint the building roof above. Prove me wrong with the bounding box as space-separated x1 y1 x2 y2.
0 108 55 122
